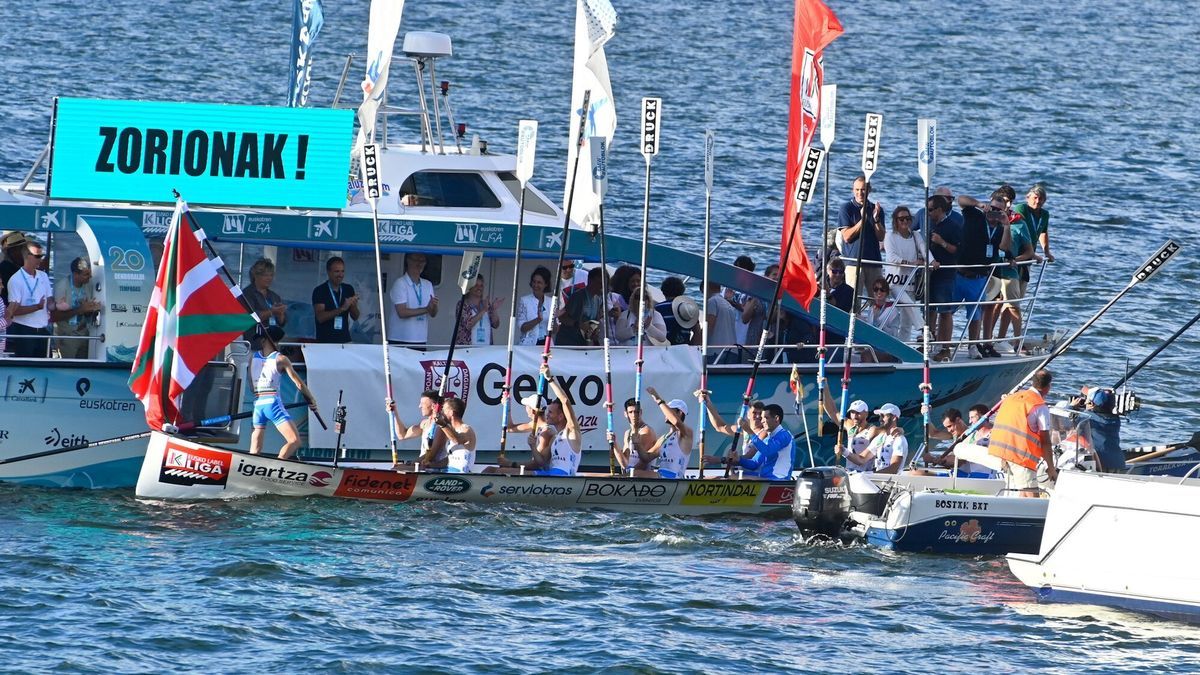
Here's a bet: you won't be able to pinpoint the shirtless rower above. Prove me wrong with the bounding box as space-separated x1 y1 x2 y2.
641 387 695 479
386 389 448 470
613 397 657 476
436 396 477 474
248 326 318 460
487 394 555 474
535 363 583 476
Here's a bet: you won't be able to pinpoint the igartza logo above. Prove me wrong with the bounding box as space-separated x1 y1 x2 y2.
309 471 333 487
480 482 495 498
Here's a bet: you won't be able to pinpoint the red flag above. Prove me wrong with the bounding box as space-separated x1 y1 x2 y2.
780 0 843 310
128 201 257 430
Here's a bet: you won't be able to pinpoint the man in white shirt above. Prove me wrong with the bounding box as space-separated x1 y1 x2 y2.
387 252 439 346
701 281 738 364
4 240 53 358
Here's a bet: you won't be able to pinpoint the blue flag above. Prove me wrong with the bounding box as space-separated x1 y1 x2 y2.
287 0 324 107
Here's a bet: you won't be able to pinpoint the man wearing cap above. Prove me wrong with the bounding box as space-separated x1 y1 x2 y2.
1083 387 1124 473
818 385 879 472
52 256 103 359
851 403 908 474
4 239 52 358
990 368 1058 496
643 387 695 479
1 231 29 304
731 403 794 480
488 393 553 474
656 276 697 346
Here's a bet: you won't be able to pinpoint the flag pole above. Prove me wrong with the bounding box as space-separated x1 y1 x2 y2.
588 136 618 474
698 130 715 479
725 146 825 477
816 83 836 437
835 113 883 464
917 118 936 471
634 98 662 429
358 143 401 467
498 121 538 465
537 90 591 412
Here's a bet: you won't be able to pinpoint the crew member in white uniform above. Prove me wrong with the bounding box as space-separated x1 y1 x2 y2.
819 383 880 472
854 403 908 474
386 388 448 470
489 394 554 474
535 363 583 476
249 326 318 460
437 397 476 473
643 387 694 479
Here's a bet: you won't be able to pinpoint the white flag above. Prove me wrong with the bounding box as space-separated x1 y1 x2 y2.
354 0 406 154
564 0 618 232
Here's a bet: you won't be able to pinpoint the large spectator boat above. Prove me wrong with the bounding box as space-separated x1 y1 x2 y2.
0 31 1049 489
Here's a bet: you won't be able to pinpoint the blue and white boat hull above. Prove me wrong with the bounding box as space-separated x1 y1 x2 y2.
852 488 1048 555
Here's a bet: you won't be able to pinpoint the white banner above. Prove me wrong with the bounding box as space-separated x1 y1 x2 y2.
563 0 618 232
305 344 701 452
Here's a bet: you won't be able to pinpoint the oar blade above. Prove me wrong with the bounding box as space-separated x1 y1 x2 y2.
917 118 936 188
516 119 538 186
820 84 836 149
860 113 883 182
794 146 826 207
457 250 484 296
589 135 609 200
640 97 662 159
359 143 381 205
1131 239 1180 285
704 129 715 194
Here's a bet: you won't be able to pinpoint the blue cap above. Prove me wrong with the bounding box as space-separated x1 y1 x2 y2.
1089 388 1115 411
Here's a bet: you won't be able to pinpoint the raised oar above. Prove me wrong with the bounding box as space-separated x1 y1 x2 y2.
537 90 591 412
361 143 400 467
791 365 816 468
498 120 539 466
816 83 836 434
0 402 311 466
724 146 826 477
431 251 484 427
633 97 662 417
950 239 1181 446
697 129 715 479
589 135 618 475
1111 304 1200 390
835 113 883 464
916 118 937 462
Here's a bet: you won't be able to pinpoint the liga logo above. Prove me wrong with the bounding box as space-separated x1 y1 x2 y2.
160 442 232 487
420 359 471 401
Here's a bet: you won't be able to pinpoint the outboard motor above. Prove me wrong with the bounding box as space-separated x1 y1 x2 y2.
792 466 851 538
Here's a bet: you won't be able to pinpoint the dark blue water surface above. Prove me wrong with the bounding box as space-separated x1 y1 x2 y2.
3 0 1200 671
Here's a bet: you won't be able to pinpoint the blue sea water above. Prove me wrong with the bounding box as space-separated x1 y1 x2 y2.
3 0 1200 671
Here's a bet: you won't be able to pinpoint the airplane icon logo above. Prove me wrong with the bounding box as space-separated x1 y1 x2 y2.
309 219 337 239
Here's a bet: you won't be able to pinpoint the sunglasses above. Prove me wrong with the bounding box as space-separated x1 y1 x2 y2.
897 215 913 222
830 269 845 275
873 287 887 292
26 252 45 259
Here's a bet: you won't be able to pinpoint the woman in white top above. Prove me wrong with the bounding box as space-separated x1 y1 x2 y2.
858 278 902 342
614 288 667 346
883 205 936 342
455 274 502 346
515 266 552 346
436 396 477 473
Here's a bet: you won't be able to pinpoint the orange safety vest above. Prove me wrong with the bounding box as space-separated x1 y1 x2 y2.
988 389 1046 471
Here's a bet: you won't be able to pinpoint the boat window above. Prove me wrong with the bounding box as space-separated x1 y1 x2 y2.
399 171 501 209
498 172 558 215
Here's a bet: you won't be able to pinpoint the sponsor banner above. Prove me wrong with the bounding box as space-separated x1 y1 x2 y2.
576 479 678 506
160 441 232 487
231 457 336 490
4 376 48 403
49 98 352 209
761 484 795 506
422 475 473 496
305 344 702 453
484 481 576 499
334 470 416 501
679 481 762 507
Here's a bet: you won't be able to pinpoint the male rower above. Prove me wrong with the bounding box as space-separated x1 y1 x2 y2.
694 390 767 466
613 397 657 476
249 326 318 460
535 363 583 476
642 387 695 479
854 403 908 474
731 403 794 480
919 407 994 477
818 382 879 472
487 394 554 475
386 389 448 470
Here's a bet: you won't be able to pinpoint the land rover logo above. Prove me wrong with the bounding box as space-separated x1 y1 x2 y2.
424 476 471 495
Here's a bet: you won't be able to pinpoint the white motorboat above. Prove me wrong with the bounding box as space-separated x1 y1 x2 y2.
1007 470 1200 623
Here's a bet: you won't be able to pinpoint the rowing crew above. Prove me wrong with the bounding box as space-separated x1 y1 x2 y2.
384 362 793 481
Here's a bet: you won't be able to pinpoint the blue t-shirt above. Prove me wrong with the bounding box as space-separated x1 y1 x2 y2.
838 200 882 262
913 206 963 233
928 215 959 286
